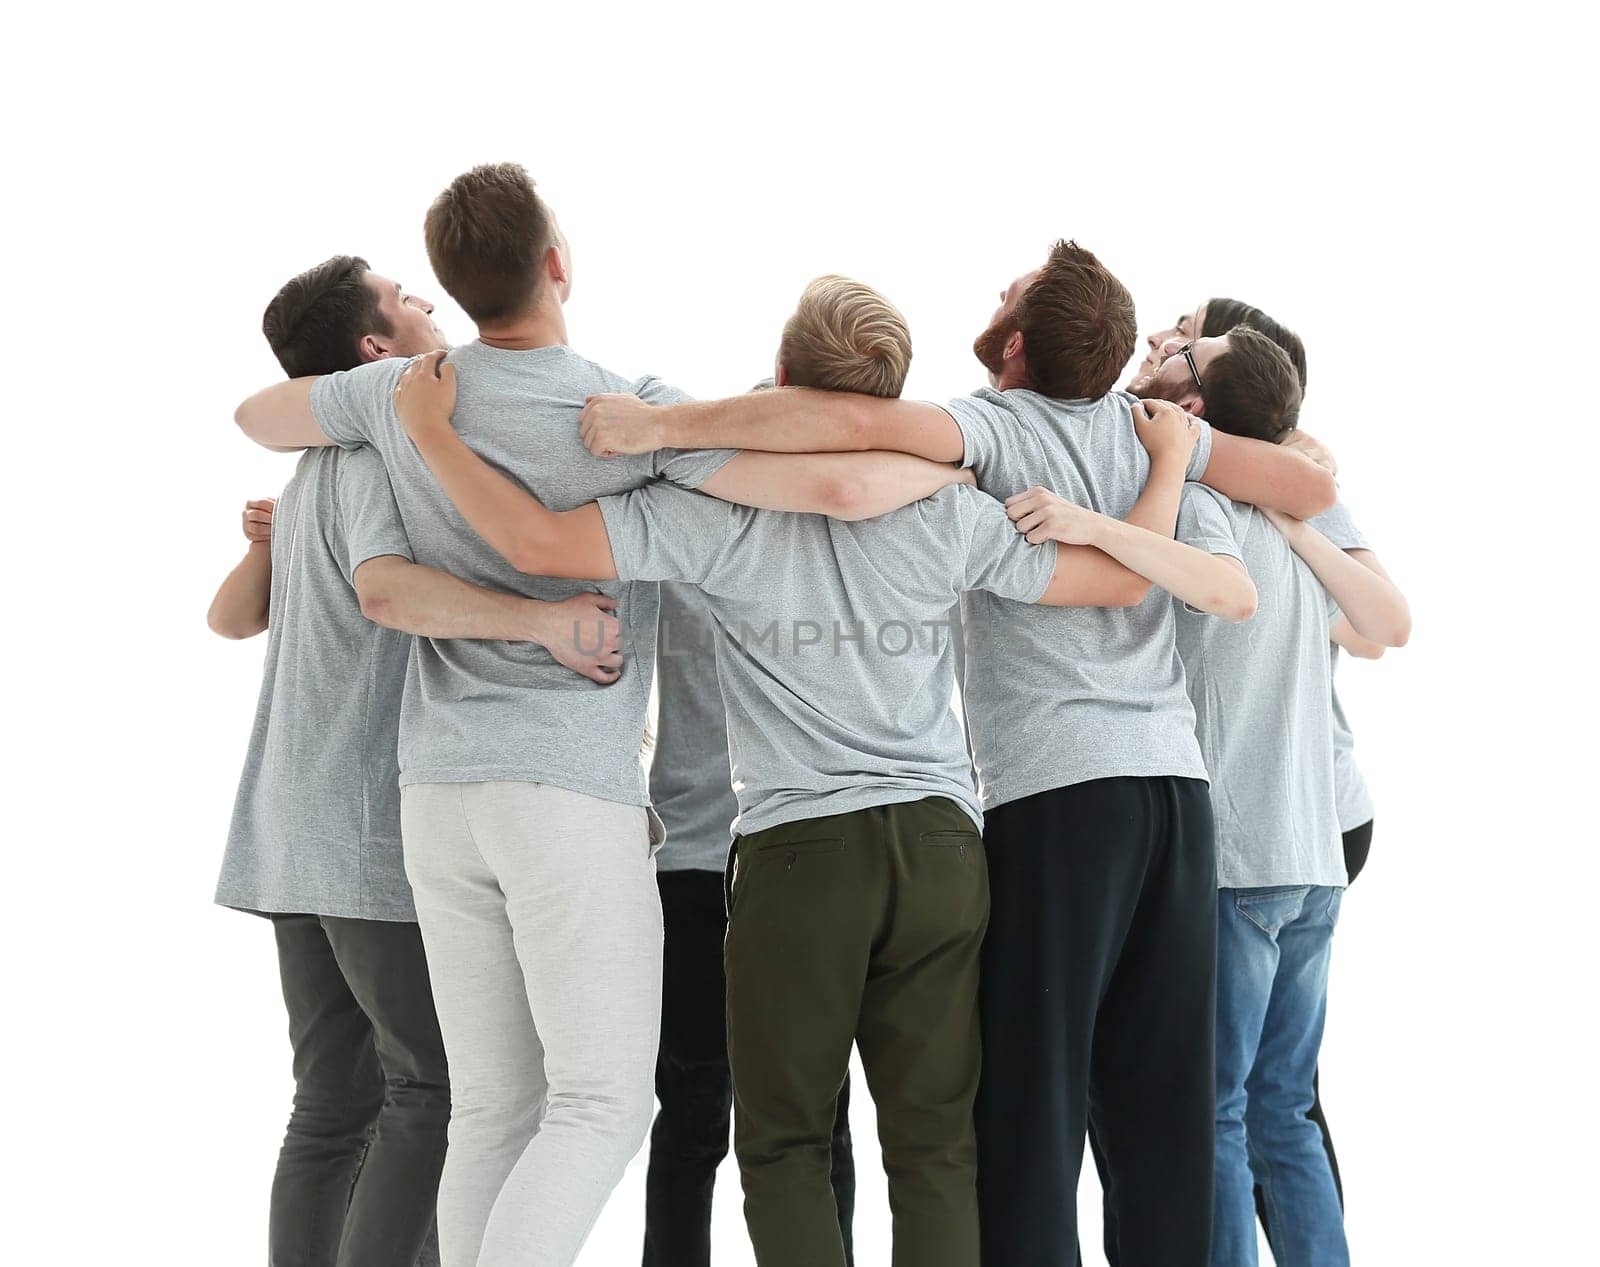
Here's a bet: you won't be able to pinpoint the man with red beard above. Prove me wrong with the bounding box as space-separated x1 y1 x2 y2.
575 241 1328 1266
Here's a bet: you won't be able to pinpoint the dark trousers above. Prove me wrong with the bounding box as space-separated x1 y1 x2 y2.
269 913 450 1267
1092 818 1374 1265
976 776 1217 1267
726 797 988 1267
644 868 855 1267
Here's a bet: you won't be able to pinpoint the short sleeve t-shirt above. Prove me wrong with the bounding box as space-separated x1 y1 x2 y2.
309 342 737 810
1174 483 1346 888
940 387 1215 809
598 482 1057 836
651 582 740 871
217 445 418 921
1309 499 1376 832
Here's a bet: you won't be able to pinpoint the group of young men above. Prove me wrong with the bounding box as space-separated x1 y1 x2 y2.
211 161 1410 1267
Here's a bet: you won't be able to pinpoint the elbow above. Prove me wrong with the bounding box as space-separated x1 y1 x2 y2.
1296 467 1338 518
356 585 395 626
1386 611 1413 649
234 398 262 442
821 472 877 522
208 607 263 640
1222 582 1258 624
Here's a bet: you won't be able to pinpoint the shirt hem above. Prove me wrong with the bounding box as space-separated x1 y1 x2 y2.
980 761 1210 812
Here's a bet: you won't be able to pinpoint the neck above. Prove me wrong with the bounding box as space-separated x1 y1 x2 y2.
994 364 1032 392
477 298 568 351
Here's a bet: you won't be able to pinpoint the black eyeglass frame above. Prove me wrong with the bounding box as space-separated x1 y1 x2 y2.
1179 341 1204 395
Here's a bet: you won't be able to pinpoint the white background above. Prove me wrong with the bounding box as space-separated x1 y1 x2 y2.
4 1 1593 1262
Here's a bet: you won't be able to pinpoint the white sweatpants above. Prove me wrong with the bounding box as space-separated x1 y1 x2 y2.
401 781 663 1267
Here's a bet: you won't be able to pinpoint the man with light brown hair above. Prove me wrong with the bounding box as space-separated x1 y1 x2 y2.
384 267 1255 1267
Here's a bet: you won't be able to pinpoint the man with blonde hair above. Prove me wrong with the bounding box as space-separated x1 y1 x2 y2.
386 274 1255 1267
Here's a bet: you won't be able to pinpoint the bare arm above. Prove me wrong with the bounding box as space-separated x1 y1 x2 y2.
579 388 966 462
207 498 277 639
1009 490 1258 619
1331 615 1388 659
208 545 272 639
1263 514 1412 647
351 556 623 683
698 450 975 520
1201 429 1337 519
235 377 334 450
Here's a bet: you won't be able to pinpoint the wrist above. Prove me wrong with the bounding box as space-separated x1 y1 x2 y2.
520 598 553 647
1147 450 1188 480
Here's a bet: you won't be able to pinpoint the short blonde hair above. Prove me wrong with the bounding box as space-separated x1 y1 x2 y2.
778 275 912 399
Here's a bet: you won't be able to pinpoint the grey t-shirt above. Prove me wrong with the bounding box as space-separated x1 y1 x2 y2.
217 446 418 920
942 387 1216 809
1174 483 1346 888
598 482 1058 837
1309 499 1375 832
310 343 736 810
652 582 739 871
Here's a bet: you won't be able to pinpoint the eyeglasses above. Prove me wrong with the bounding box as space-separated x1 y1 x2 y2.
1178 341 1204 396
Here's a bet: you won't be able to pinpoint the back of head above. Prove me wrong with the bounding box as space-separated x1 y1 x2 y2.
779 275 912 399
1015 240 1137 400
424 163 553 325
262 255 387 378
1201 297 1308 392
1201 326 1303 443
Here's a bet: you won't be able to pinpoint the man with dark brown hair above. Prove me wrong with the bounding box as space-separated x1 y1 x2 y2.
575 239 1332 1267
1129 324 1303 442
210 254 624 1267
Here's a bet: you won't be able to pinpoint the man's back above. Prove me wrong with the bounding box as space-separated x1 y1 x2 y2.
309 342 734 808
941 386 1217 809
598 482 1058 836
1174 484 1345 888
219 445 416 919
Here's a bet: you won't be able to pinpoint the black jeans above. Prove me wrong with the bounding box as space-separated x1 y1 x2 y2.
976 777 1217 1267
269 914 450 1267
1092 818 1375 1266
644 868 855 1267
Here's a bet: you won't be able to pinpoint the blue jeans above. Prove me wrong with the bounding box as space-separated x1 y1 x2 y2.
1214 886 1348 1267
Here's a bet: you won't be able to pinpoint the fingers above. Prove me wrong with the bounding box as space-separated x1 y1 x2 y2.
245 498 275 511
1013 509 1046 535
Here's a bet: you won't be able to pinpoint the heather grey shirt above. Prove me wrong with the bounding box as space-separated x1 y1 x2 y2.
310 343 735 810
217 446 417 920
1174 484 1346 889
1309 499 1376 831
943 388 1215 809
652 582 740 871
598 483 1058 836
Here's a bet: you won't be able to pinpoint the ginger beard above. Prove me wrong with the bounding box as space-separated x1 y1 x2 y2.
973 313 1017 382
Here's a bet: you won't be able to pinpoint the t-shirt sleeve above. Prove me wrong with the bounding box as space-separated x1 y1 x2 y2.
1185 416 1215 480
1308 499 1371 552
333 447 413 584
309 358 410 450
633 375 740 489
1176 482 1243 561
953 486 1058 603
597 483 745 584
940 392 1012 475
